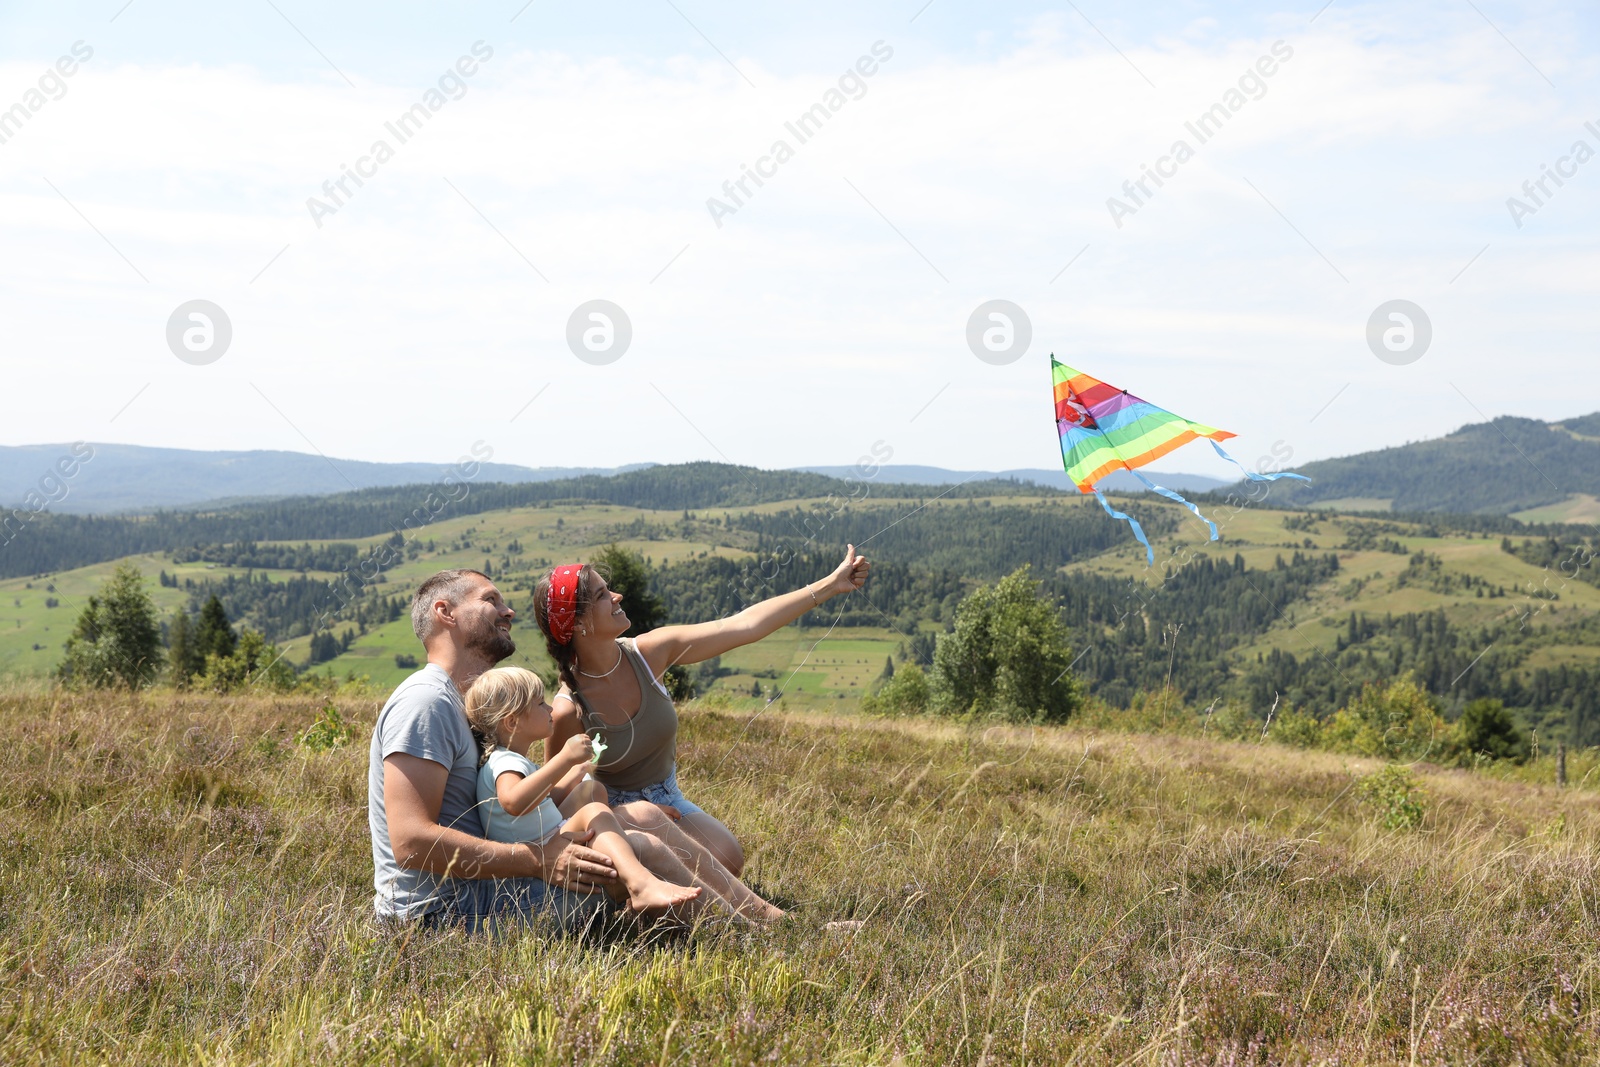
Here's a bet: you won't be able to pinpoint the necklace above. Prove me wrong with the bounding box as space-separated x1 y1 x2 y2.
576 645 625 679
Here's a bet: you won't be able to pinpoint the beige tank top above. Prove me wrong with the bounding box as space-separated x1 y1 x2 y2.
568 637 678 792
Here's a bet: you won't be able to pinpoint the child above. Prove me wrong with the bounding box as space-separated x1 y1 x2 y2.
464 666 706 918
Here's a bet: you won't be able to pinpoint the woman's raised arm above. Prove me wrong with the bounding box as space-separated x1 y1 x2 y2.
634 545 869 676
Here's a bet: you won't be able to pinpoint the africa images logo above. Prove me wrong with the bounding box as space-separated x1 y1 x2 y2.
305 41 494 228
1106 40 1294 228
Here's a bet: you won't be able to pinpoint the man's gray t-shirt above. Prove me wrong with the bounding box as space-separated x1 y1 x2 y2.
368 664 483 918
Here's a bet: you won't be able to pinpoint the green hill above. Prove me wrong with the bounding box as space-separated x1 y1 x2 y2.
0 462 1056 582
1239 413 1600 515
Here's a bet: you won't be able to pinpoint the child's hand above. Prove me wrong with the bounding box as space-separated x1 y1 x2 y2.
654 803 682 821
558 733 594 766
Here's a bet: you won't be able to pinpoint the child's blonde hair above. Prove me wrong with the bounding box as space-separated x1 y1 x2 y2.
464 666 546 765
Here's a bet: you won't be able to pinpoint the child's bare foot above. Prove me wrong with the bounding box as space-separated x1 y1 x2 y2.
627 880 702 916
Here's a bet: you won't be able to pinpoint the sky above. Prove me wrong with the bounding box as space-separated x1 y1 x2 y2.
0 0 1595 483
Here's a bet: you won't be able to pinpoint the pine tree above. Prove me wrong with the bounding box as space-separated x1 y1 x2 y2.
306 630 340 666
58 564 164 689
194 596 237 662
591 542 692 700
167 611 205 687
590 544 666 631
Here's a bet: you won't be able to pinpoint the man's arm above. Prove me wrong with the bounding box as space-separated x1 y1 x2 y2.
383 753 616 889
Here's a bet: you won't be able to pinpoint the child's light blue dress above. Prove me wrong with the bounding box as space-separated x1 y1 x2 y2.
477 747 565 845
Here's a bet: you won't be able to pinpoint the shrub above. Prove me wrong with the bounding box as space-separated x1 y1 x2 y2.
1454 698 1528 763
1269 706 1323 748
930 566 1082 722
861 663 931 716
1203 700 1267 742
663 665 696 702
1322 674 1451 762
201 629 298 694
1354 764 1427 830
299 702 357 751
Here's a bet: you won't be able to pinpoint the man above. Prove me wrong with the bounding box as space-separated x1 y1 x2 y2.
369 568 627 930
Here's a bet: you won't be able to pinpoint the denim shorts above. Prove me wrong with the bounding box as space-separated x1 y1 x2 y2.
603 767 705 819
414 875 614 936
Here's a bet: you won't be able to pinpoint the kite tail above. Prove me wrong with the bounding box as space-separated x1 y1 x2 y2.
1210 441 1312 484
1130 470 1220 542
1093 487 1154 566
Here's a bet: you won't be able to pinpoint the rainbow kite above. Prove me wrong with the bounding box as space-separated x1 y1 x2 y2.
1052 357 1308 564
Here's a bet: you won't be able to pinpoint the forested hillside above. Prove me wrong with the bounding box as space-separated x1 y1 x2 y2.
0 463 1047 581
639 505 1600 744
7 461 1600 746
1242 414 1600 513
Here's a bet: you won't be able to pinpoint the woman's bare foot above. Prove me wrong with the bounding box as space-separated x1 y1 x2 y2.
626 879 702 916
751 901 785 924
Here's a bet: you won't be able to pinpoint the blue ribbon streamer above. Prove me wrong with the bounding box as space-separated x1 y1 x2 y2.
1093 487 1154 566
1130 470 1220 542
1084 438 1312 568
1210 440 1312 484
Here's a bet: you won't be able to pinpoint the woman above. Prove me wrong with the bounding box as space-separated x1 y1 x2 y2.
534 545 870 875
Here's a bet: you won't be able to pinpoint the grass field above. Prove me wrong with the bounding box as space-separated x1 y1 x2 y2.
2 688 1597 1064
715 629 903 707
0 554 283 679
1512 493 1600 525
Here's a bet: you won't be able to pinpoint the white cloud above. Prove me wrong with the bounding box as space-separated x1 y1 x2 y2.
0 10 1595 483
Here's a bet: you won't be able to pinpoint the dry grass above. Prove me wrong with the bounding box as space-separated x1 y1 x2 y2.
1 689 1597 1064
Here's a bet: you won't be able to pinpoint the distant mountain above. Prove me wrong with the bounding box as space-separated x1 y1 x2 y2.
0 461 1071 580
0 441 1230 515
1233 414 1600 515
796 465 1230 494
0 443 652 514
8 407 1599 517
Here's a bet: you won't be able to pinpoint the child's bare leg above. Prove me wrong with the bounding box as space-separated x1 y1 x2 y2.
611 802 783 921
563 803 702 916
557 777 607 819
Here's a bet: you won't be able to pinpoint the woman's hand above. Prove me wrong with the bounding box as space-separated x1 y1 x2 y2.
820 544 871 599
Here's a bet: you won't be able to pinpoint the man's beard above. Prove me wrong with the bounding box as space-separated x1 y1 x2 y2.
465 618 516 663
